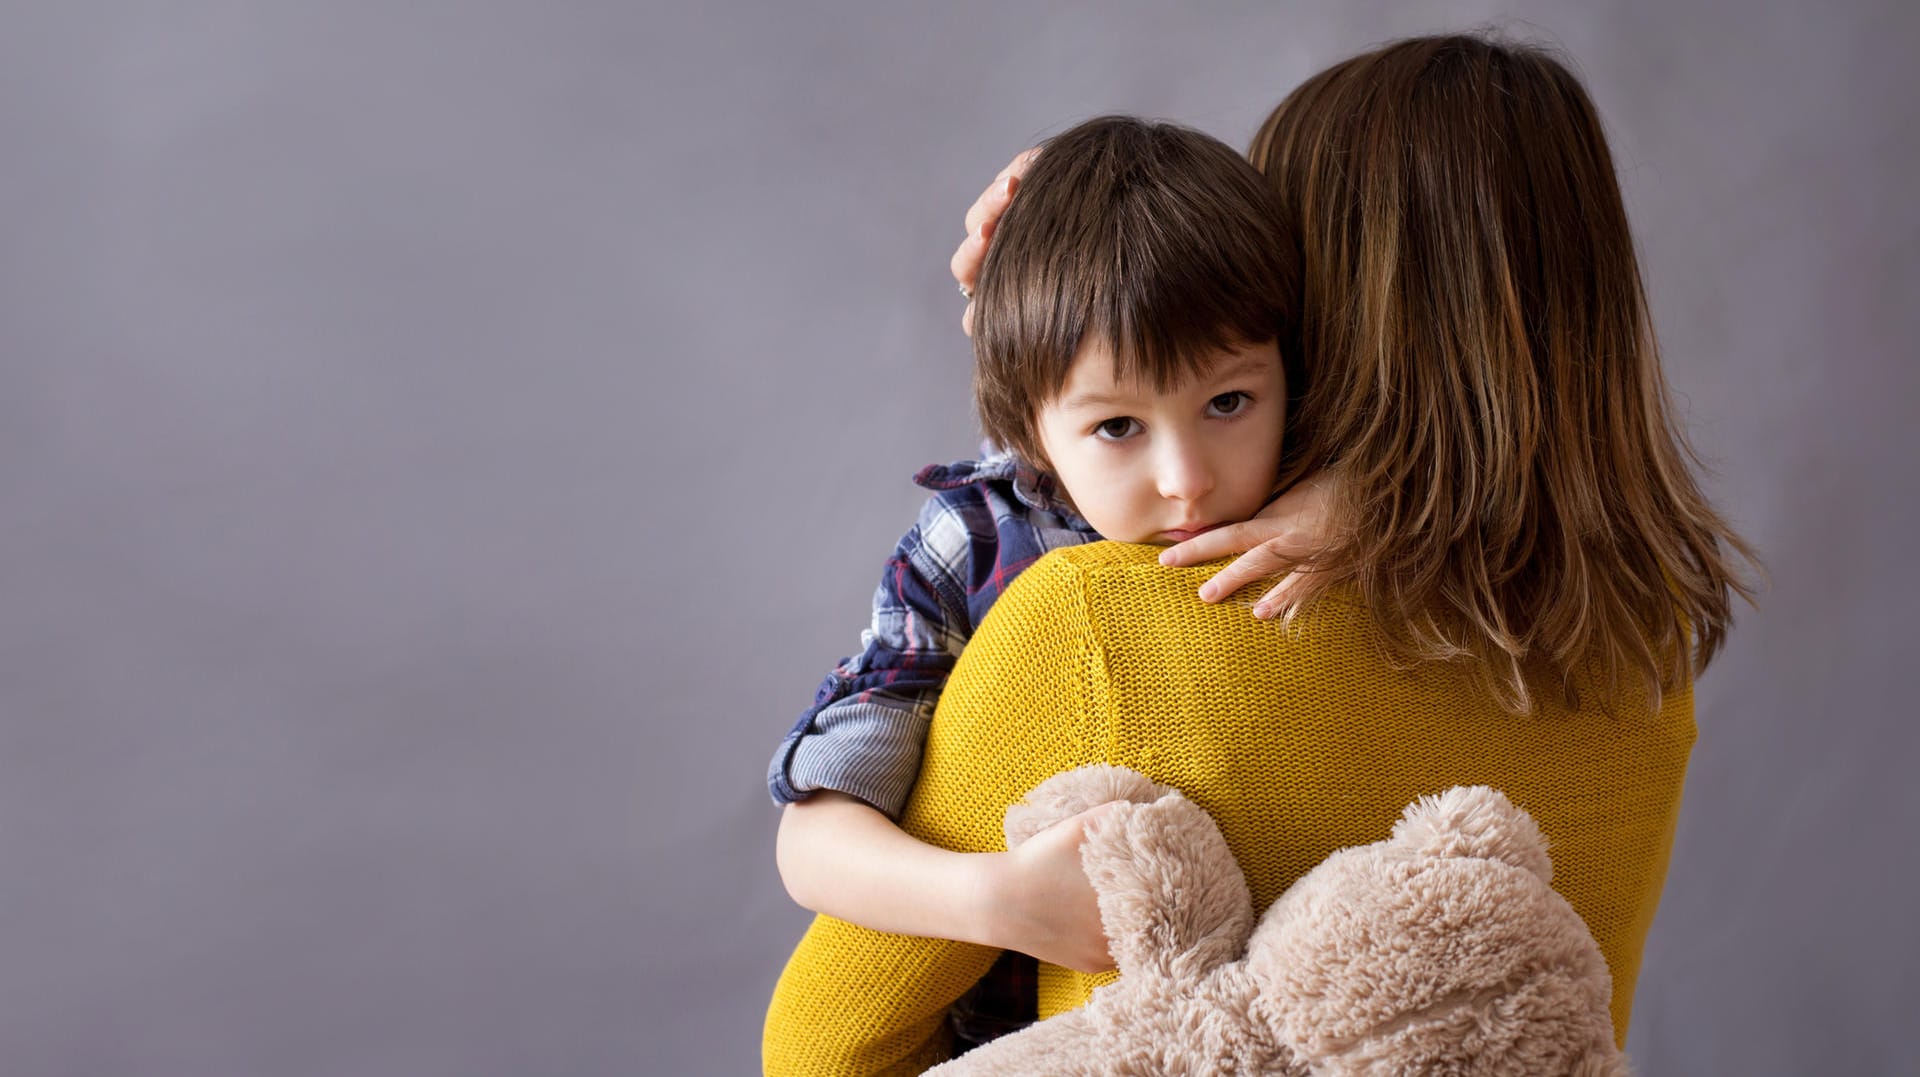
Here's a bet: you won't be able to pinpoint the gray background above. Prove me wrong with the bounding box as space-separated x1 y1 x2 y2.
2 1 1913 1074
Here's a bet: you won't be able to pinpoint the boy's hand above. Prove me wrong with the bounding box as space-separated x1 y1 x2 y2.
951 148 1040 337
1158 473 1336 619
985 799 1118 974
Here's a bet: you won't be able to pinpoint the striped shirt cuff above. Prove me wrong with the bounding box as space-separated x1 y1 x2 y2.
777 702 929 821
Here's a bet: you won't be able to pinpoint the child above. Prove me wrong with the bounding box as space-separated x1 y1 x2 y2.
766 115 1303 1045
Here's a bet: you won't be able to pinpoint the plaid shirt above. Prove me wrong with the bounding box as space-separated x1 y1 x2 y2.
768 449 1099 819
767 449 1098 1053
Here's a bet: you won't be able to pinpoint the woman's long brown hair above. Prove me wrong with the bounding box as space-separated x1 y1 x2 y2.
1249 34 1758 712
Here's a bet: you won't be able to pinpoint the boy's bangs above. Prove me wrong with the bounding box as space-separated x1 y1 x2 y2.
970 116 1302 462
1082 270 1281 393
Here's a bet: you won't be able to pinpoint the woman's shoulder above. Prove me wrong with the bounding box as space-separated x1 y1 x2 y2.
1043 540 1162 568
993 541 1176 612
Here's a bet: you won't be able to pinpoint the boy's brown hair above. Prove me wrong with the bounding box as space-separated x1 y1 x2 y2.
971 116 1302 469
1247 34 1759 711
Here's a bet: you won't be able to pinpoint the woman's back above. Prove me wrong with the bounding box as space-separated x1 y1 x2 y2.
908 542 1693 1043
766 542 1693 1073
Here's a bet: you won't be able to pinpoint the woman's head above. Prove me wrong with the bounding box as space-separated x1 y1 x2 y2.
1247 34 1755 709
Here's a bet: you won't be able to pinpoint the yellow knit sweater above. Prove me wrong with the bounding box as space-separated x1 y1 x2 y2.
764 542 1694 1075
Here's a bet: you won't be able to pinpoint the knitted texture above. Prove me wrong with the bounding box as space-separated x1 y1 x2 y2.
764 542 1694 1076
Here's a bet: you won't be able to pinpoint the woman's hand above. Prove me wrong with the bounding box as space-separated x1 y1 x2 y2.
1158 474 1336 619
979 800 1118 974
951 147 1040 336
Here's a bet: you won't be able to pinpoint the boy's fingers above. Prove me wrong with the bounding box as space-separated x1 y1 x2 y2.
1163 520 1311 570
1251 574 1306 620
1197 543 1297 604
1075 799 1128 829
1158 520 1263 567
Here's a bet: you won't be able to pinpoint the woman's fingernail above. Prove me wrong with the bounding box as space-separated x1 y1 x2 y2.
1253 603 1272 619
1198 583 1218 602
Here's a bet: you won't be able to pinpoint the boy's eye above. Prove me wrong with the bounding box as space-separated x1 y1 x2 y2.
1094 417 1142 441
1209 391 1250 416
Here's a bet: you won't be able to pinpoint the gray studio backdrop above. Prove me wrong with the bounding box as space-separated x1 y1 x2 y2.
3 1 1914 1074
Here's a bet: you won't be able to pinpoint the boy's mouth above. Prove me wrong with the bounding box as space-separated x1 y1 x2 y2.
1156 522 1223 543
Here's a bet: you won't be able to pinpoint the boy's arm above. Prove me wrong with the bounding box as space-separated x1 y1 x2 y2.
768 494 975 821
769 487 1109 965
775 792 990 942
765 551 1109 1076
776 791 1112 971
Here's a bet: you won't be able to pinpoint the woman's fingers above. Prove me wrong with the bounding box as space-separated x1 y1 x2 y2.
952 175 1018 289
963 174 1013 238
952 149 1039 338
949 229 989 292
952 176 1015 338
964 147 1040 235
951 228 989 335
955 149 1039 287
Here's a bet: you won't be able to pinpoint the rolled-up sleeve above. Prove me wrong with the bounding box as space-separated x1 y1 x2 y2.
763 550 1104 1076
767 497 977 819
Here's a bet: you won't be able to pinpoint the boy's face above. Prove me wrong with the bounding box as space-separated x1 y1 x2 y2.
1034 338 1287 545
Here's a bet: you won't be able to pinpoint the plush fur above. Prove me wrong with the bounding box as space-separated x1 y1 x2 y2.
928 766 1628 1076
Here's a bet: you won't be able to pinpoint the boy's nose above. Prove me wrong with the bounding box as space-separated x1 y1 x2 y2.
1155 441 1216 502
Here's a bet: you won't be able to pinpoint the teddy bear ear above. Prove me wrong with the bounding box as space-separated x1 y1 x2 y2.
1390 786 1554 882
1003 765 1173 848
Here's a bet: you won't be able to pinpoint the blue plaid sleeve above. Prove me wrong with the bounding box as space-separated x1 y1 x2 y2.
766 492 986 820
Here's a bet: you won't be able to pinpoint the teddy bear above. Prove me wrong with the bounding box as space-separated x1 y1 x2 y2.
925 765 1628 1076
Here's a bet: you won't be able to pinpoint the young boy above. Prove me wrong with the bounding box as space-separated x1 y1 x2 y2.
766 115 1303 1046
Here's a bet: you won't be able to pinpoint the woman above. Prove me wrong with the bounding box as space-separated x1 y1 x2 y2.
766 33 1754 1075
